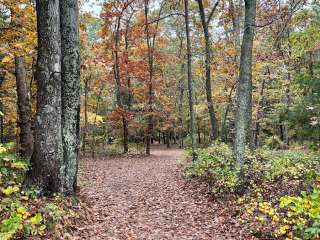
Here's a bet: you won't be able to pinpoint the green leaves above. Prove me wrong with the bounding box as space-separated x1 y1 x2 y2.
278 187 320 239
29 213 42 225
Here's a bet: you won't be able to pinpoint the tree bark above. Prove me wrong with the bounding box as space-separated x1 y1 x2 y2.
184 0 197 161
178 63 185 149
196 0 219 141
234 0 256 169
113 16 129 154
0 103 3 144
144 0 154 155
166 130 171 148
0 73 5 144
26 0 64 195
221 84 236 142
60 0 81 194
252 71 266 148
15 56 34 158
82 76 90 155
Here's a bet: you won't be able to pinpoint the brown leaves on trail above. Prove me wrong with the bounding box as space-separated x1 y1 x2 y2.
71 146 254 240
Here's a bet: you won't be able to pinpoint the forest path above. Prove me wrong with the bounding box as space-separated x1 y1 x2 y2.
72 145 244 239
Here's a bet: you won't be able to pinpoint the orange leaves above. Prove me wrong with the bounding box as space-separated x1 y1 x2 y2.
109 108 135 129
1 0 37 56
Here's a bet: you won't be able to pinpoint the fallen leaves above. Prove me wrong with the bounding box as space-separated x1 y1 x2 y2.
71 146 253 240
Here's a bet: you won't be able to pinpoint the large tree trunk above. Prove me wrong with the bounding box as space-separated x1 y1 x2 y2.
196 0 218 141
60 0 81 194
15 56 34 158
184 0 197 161
26 0 64 195
234 0 256 169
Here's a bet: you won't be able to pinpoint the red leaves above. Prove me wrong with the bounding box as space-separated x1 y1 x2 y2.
110 107 135 123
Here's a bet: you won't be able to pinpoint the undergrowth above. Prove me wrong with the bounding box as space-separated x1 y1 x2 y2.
185 142 320 239
0 144 85 240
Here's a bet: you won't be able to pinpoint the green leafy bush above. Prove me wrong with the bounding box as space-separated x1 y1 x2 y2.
185 143 320 238
279 186 320 239
185 142 238 195
0 144 83 240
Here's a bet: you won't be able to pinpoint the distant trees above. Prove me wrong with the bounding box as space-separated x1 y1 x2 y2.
1 0 318 196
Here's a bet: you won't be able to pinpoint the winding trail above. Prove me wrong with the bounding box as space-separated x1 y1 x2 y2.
72 145 246 239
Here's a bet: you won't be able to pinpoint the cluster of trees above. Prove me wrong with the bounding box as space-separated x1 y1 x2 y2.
81 0 319 162
0 0 319 195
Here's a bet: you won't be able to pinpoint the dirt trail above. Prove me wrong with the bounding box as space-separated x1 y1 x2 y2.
72 145 245 240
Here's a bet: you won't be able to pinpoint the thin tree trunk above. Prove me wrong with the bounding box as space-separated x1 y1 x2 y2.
144 0 154 155
82 76 90 155
26 0 64 195
113 16 129 154
123 117 129 152
178 64 185 149
0 74 4 144
196 0 219 140
0 103 3 144
177 35 185 149
283 78 290 147
197 120 201 145
234 0 256 170
184 0 197 160
221 84 236 142
124 18 133 152
166 130 171 148
162 132 166 145
15 56 34 158
229 0 241 58
252 71 266 148
91 85 104 158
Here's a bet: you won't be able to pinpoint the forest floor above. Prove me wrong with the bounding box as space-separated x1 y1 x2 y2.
71 145 252 240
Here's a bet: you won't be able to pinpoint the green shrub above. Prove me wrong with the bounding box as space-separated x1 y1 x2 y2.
185 143 320 238
279 186 320 239
185 142 238 195
264 135 285 150
0 144 82 239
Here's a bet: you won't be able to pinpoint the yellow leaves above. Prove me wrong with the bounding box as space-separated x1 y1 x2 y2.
87 112 104 124
272 215 280 224
17 207 30 219
0 145 8 154
1 56 12 64
203 0 209 8
2 185 19 196
1 0 37 56
29 213 43 225
279 225 290 235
